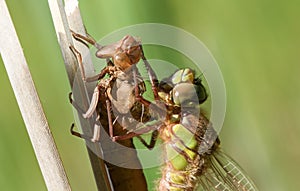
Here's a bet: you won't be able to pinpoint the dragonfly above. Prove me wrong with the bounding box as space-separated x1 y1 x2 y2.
69 31 160 142
69 32 258 190
139 68 259 191
68 31 165 191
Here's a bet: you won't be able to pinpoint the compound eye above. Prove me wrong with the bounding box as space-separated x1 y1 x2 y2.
171 68 194 85
193 78 208 104
195 83 207 104
114 53 126 62
114 53 131 70
121 35 140 51
127 46 141 64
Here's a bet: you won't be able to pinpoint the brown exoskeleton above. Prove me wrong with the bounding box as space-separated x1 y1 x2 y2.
70 31 161 146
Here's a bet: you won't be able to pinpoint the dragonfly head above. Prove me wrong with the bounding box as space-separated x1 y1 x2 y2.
158 68 208 106
120 35 141 63
96 35 142 71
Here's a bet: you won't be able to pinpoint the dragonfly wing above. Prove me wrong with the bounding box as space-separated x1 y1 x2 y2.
196 148 258 191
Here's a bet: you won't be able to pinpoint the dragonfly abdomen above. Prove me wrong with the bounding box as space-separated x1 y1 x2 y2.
158 117 206 191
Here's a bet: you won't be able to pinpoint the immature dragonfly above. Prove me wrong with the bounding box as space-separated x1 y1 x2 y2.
143 68 259 191
70 31 160 142
69 31 163 191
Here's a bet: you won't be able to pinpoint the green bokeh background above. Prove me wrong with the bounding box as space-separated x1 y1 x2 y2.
1 0 299 190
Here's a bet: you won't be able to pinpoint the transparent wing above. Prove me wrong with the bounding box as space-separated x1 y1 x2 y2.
196 148 258 191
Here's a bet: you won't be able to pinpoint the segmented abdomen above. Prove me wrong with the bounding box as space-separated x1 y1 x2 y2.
158 113 217 191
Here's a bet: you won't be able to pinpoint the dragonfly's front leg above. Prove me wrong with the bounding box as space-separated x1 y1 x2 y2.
71 30 103 50
139 45 160 101
131 65 151 107
69 45 112 82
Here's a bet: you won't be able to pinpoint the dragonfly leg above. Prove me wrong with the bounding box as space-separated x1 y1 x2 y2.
136 130 159 149
69 45 86 81
139 45 160 101
69 48 117 119
69 92 86 114
111 131 158 150
91 119 101 142
85 59 117 82
70 45 113 82
69 84 100 120
131 65 167 116
70 89 104 143
132 65 151 107
70 30 103 50
131 53 169 120
70 123 101 142
112 122 159 142
82 85 100 119
70 123 88 139
106 98 114 138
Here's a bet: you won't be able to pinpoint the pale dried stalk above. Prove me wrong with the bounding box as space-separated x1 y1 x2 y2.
47 0 112 190
0 0 71 190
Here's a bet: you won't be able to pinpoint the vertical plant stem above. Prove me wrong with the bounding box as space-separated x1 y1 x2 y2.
0 0 71 190
47 0 113 190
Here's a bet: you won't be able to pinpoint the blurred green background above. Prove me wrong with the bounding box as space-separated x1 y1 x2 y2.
1 0 300 190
